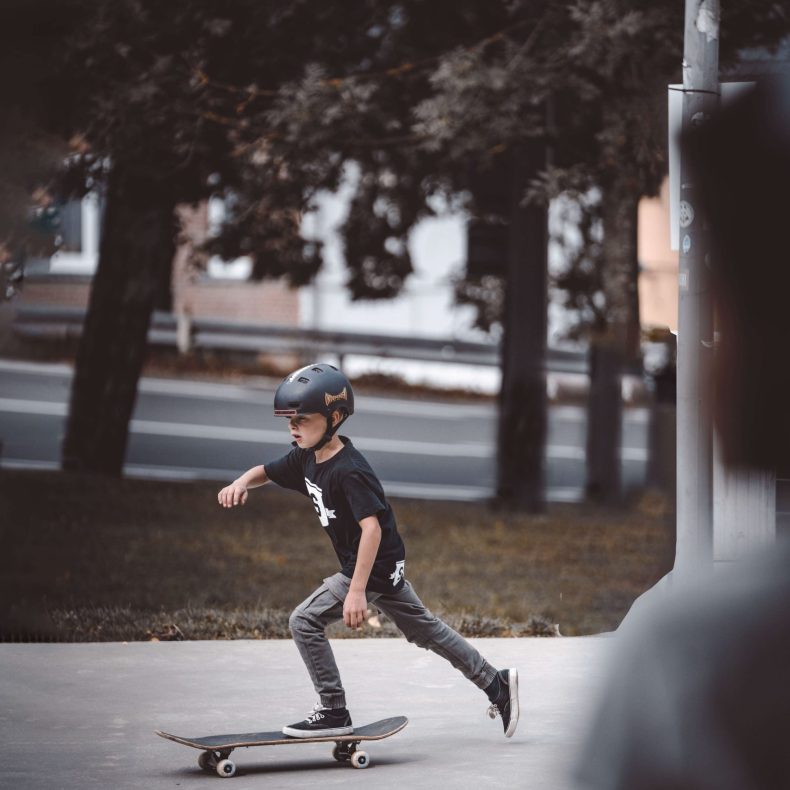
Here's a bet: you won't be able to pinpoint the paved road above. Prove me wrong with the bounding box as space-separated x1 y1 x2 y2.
0 636 613 790
0 358 649 501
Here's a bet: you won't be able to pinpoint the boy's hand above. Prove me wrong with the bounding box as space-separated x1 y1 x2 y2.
343 589 367 629
218 481 248 508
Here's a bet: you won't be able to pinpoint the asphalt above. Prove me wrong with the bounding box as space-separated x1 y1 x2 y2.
0 358 652 502
0 636 613 790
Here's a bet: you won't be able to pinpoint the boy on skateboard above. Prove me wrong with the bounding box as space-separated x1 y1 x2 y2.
217 363 519 739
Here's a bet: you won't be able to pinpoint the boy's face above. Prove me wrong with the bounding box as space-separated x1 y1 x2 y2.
288 413 330 449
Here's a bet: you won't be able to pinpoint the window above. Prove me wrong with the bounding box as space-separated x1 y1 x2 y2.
49 192 102 275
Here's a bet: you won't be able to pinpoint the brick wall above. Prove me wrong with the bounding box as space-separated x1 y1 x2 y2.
180 279 299 324
16 275 300 327
17 279 93 310
170 202 300 326
16 198 299 327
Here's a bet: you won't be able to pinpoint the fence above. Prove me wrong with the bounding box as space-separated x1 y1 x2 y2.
12 304 590 374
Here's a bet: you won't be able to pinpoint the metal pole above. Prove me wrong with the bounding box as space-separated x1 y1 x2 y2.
675 0 719 573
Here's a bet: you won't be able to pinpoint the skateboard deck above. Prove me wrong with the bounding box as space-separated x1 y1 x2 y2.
156 716 407 776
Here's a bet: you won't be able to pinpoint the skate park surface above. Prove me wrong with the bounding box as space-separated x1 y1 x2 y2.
1 636 612 790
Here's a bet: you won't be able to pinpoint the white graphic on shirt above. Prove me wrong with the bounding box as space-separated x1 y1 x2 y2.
305 477 336 528
389 560 405 587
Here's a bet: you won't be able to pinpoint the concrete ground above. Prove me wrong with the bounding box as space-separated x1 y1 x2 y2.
1 636 613 790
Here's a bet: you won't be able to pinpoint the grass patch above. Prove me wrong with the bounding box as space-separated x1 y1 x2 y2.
0 470 674 641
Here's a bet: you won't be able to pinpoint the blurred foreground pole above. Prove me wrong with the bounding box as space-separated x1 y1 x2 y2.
675 0 719 573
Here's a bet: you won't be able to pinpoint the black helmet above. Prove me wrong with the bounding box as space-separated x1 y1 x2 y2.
274 363 354 419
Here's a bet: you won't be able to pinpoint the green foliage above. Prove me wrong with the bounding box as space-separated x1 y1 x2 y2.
191 0 787 327
0 0 89 298
4 0 787 316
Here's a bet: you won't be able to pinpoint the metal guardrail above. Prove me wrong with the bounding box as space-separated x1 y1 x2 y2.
12 304 590 374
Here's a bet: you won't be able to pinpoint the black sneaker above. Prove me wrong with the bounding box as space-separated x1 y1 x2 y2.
282 704 353 738
486 668 519 738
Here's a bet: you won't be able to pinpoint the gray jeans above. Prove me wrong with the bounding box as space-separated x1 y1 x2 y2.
288 572 498 709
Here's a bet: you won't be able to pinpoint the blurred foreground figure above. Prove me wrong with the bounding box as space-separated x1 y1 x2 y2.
575 78 790 789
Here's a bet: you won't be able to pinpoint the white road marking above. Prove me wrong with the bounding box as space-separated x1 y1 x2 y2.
0 398 66 416
0 399 493 457
0 359 649 424
130 418 494 457
0 359 494 418
0 359 74 376
0 397 647 461
549 405 649 424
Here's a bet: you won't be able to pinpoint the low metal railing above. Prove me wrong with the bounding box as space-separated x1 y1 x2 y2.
12 304 590 374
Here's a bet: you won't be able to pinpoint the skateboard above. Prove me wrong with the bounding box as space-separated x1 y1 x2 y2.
155 716 407 777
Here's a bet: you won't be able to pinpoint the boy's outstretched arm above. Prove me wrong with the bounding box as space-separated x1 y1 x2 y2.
344 515 382 629
218 465 269 508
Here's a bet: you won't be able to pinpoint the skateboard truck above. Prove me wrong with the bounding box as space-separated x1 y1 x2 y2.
195 739 369 777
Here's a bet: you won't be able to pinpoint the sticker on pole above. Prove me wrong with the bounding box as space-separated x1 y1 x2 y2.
679 200 695 228
668 82 754 250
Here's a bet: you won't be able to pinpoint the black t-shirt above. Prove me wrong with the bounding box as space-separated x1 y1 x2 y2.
264 437 406 593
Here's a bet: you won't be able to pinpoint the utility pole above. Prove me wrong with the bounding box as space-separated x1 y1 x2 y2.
675 0 719 573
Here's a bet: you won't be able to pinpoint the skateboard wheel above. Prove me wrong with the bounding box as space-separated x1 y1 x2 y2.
216 759 236 778
350 751 369 769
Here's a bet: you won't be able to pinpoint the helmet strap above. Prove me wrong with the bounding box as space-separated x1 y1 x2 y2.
313 411 348 451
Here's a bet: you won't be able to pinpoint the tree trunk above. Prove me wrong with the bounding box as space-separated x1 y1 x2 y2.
585 181 640 504
62 163 177 475
496 144 549 512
